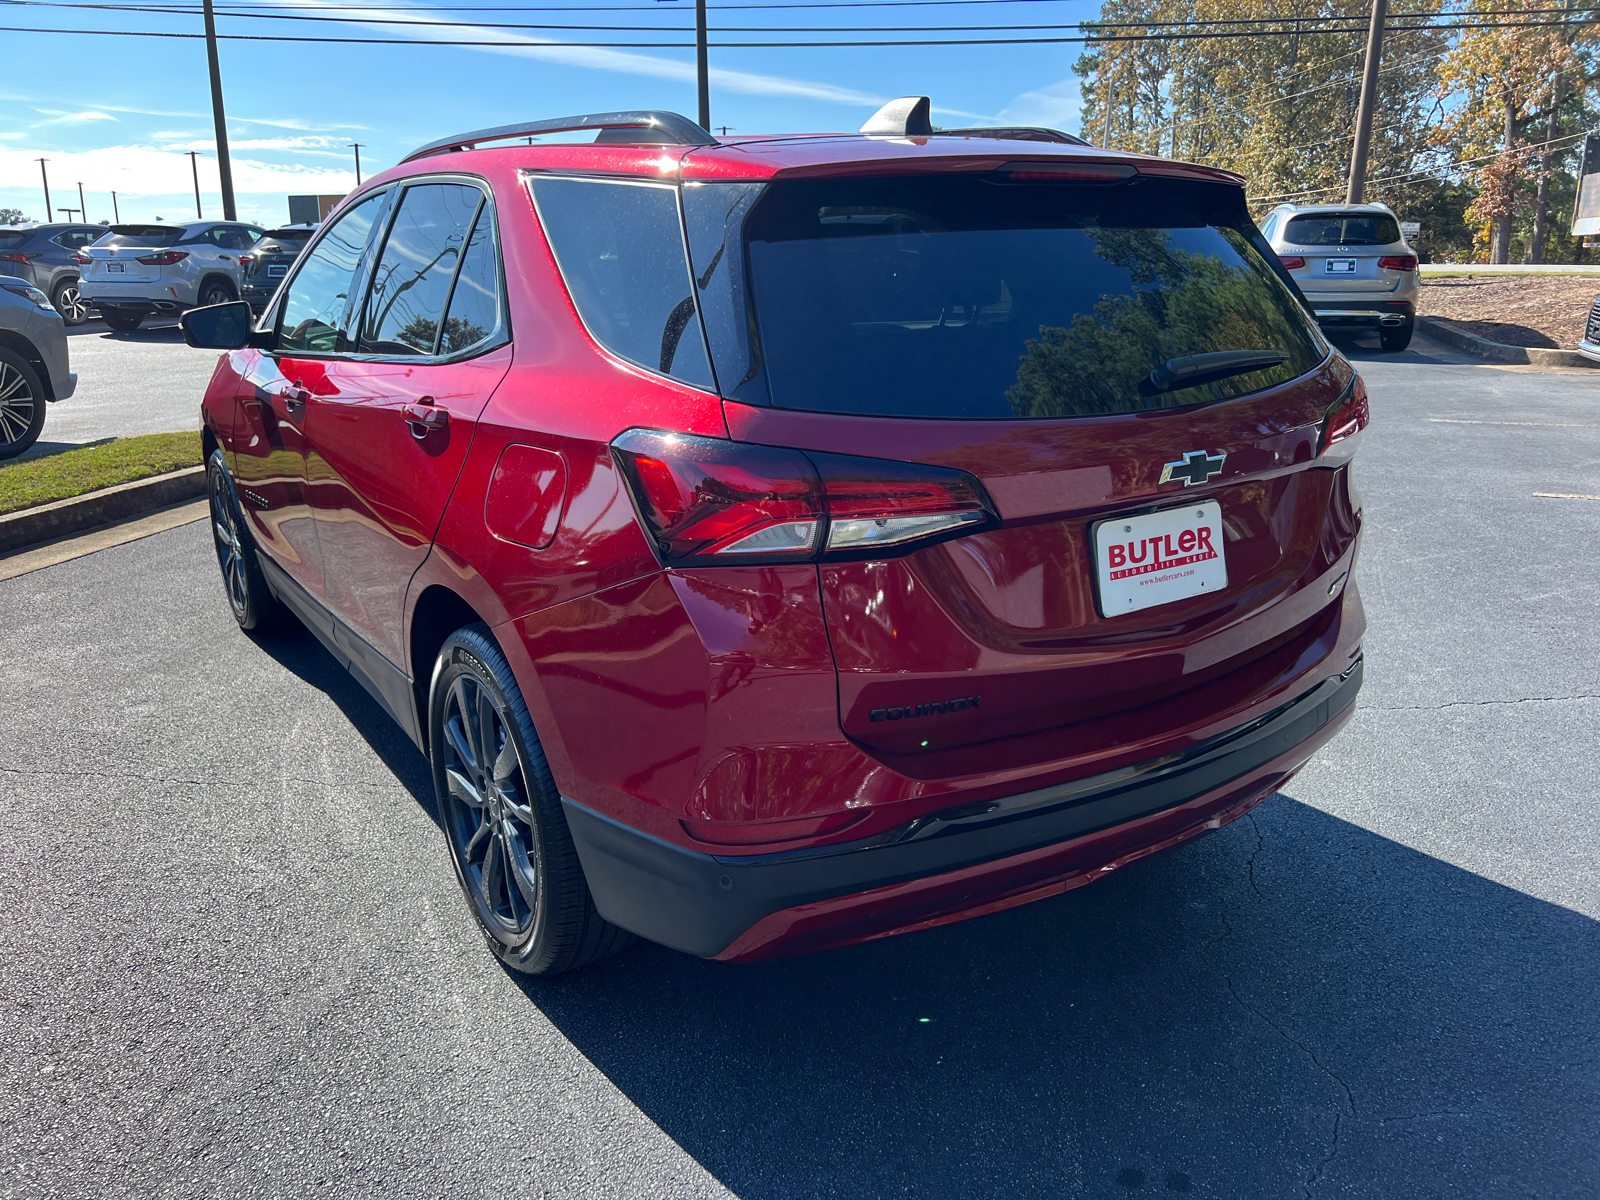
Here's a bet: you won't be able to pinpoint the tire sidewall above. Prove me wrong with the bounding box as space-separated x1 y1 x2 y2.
0 347 47 459
52 279 88 326
429 631 553 970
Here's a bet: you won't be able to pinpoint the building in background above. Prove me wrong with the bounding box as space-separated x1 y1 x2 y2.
287 195 346 225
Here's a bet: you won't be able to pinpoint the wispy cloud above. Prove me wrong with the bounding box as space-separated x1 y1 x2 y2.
32 109 118 125
0 132 25 141
996 80 1080 131
0 92 362 131
0 144 355 196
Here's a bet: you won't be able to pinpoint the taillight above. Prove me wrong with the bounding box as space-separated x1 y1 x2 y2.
0 253 37 264
74 253 92 265
239 255 252 265
1278 255 1305 269
1317 374 1369 463
611 429 997 567
136 250 189 266
1377 254 1417 271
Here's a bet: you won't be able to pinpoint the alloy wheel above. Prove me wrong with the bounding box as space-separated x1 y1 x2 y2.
55 283 89 325
440 673 541 939
0 361 37 448
208 464 249 621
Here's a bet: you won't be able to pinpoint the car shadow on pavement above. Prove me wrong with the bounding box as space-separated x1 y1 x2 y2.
248 622 438 822
513 796 1599 1199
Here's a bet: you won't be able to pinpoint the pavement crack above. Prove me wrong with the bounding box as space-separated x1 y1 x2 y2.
1364 694 1599 712
1305 1112 1341 1198
0 765 211 788
1244 813 1266 900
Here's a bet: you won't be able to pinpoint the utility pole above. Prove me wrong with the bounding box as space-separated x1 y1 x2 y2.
1100 56 1116 148
111 191 120 222
350 142 364 186
77 182 85 223
37 159 51 223
695 0 710 130
202 0 237 219
58 208 81 221
1346 0 1388 204
188 150 203 219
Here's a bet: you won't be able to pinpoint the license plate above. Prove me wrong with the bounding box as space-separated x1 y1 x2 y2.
268 264 287 278
1093 501 1228 617
106 261 125 274
1324 258 1357 274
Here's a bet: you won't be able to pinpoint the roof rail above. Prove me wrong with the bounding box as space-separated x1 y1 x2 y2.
933 126 1090 147
403 110 717 163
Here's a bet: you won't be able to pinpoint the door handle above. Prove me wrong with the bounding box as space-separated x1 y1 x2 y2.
403 400 448 440
272 382 308 421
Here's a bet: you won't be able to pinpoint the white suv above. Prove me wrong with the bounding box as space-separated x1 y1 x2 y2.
78 220 263 332
1259 202 1420 352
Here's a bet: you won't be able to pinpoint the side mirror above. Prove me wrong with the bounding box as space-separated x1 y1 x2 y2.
180 301 257 350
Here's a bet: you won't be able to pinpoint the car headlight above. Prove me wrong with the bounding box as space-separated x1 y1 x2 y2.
1 280 54 312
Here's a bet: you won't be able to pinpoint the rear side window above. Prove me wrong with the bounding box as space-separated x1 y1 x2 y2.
360 183 484 356
0 232 27 250
100 225 182 248
439 210 501 355
737 174 1325 420
529 176 714 391
53 230 97 249
1283 212 1400 246
277 192 387 355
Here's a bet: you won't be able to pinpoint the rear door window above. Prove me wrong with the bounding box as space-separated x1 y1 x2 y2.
276 191 388 355
736 174 1325 420
529 176 714 390
1283 213 1400 246
438 207 502 355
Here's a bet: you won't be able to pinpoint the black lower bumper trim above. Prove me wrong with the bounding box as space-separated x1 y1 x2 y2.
564 658 1362 957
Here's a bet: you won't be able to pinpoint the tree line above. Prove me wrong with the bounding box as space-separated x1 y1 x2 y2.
1074 0 1600 262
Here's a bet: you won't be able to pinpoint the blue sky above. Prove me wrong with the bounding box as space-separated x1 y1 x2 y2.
1 0 1093 227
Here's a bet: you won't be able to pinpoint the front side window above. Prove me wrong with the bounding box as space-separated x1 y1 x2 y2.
528 176 714 391
359 183 483 356
1283 212 1400 246
735 174 1325 420
276 191 387 355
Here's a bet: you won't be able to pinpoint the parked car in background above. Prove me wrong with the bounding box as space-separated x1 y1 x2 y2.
0 223 105 326
0 272 76 458
1578 295 1600 363
241 223 316 314
1260 202 1419 352
78 219 264 332
183 101 1367 975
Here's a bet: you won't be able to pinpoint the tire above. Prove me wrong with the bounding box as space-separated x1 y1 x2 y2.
102 309 143 332
430 625 633 976
51 278 90 326
1380 319 1414 352
0 348 47 460
199 280 235 308
206 448 285 633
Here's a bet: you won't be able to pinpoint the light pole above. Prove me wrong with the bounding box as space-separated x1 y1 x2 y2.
58 207 81 221
350 142 364 186
188 150 204 219
37 159 51 223
202 0 237 219
696 0 709 130
111 191 120 222
1346 0 1388 204
77 182 85 223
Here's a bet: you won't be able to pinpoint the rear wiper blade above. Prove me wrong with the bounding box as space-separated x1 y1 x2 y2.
1141 349 1291 396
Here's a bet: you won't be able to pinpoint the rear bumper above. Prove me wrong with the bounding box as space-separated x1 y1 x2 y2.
565 655 1363 961
85 296 191 314
1309 300 1414 328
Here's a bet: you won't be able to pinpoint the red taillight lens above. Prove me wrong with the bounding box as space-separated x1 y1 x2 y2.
611 430 997 566
239 255 252 265
1377 254 1417 271
74 253 92 265
0 253 37 264
1318 374 1369 462
136 250 189 266
1278 255 1305 270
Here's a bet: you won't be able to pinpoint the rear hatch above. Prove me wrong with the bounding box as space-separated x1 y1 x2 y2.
685 165 1363 778
245 227 312 287
83 224 184 285
1283 210 1404 294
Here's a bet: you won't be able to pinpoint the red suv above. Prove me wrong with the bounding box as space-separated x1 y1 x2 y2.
183 102 1367 976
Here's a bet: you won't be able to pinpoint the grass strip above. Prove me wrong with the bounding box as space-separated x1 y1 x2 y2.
0 431 202 517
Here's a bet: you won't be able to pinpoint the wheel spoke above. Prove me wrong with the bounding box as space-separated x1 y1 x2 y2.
492 737 518 787
478 830 503 911
463 813 495 860
443 713 478 779
444 765 487 809
500 821 539 915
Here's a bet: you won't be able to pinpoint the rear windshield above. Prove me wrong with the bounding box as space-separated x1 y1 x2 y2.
0 231 28 249
99 225 182 248
259 229 312 245
726 175 1325 420
1283 212 1400 246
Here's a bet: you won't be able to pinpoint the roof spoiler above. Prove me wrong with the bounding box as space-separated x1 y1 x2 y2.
404 110 717 163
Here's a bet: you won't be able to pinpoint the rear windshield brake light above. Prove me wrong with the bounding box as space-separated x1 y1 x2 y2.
611 429 997 566
997 161 1136 184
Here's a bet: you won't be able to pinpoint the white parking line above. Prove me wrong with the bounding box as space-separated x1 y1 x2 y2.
1533 493 1600 501
1429 418 1600 428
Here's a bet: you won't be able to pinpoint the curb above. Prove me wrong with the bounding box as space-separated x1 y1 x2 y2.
0 465 207 556
1416 316 1598 368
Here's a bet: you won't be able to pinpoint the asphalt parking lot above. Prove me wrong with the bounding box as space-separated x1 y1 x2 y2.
0 336 1596 1198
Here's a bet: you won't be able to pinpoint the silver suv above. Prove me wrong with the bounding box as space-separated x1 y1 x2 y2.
78 219 263 332
1260 202 1419 352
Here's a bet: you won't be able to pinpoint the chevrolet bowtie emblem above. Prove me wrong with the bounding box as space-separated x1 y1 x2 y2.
1159 450 1227 487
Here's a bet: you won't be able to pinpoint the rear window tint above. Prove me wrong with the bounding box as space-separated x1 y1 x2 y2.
733 175 1325 420
0 232 27 250
529 176 714 391
100 225 182 248
1283 213 1400 246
